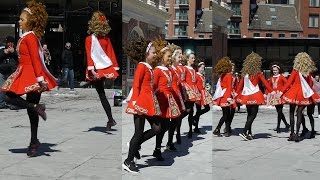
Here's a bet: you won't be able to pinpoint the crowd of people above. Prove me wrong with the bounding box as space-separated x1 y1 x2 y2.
213 51 320 143
123 37 212 173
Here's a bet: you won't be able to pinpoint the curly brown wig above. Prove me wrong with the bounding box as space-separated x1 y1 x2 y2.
152 37 170 66
293 52 317 77
214 57 233 75
241 52 262 77
180 54 187 66
24 0 48 38
87 11 111 36
124 37 150 64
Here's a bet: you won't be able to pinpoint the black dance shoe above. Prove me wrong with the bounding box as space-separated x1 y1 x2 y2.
106 119 117 131
166 143 177 151
300 128 309 137
239 132 249 141
122 159 139 174
288 133 296 141
152 149 164 161
213 129 222 137
310 131 316 139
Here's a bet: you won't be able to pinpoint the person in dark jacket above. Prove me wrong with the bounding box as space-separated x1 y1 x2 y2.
0 36 18 109
58 42 75 91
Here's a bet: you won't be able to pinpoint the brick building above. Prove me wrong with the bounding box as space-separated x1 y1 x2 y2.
122 0 169 96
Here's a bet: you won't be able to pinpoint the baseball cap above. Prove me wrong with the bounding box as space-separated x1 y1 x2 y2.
5 36 15 43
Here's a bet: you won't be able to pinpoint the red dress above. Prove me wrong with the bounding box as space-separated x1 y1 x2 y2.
281 69 320 105
169 66 186 112
126 62 161 116
213 73 233 107
230 75 239 108
154 66 181 118
183 66 200 102
236 73 273 105
1 31 57 95
85 35 119 81
265 74 287 105
195 72 213 106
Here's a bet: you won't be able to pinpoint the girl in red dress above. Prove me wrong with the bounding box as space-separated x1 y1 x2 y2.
194 62 212 133
235 52 274 141
123 37 162 173
85 11 119 131
1 1 57 157
213 57 234 137
182 52 200 138
280 52 320 142
152 38 181 160
266 63 289 133
167 44 185 146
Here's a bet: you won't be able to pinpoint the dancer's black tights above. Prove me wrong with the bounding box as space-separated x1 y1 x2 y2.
194 104 210 128
155 118 169 150
301 105 315 132
275 105 289 128
168 117 181 145
289 104 305 134
184 101 194 132
127 115 161 161
243 105 259 134
216 107 231 132
6 92 41 144
92 79 113 121
229 107 236 131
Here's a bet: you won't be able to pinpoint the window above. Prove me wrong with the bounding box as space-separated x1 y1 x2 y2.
227 21 240 34
309 15 319 27
291 34 298 37
230 3 241 16
310 0 320 7
128 63 136 77
271 16 277 20
198 35 204 38
266 21 272 26
174 25 187 36
270 7 276 12
175 9 188 20
266 33 273 37
253 33 260 37
175 0 188 4
308 34 319 38
279 34 285 38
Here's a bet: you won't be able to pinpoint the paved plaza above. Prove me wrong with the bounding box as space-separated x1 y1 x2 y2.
122 106 212 180
213 106 320 180
0 88 122 180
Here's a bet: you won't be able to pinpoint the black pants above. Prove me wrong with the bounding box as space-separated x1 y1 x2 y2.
215 107 231 133
243 105 259 134
168 116 182 145
229 107 235 130
127 115 161 161
194 104 210 129
155 118 169 150
184 101 194 132
275 105 289 128
289 104 305 134
92 79 113 121
301 104 315 132
5 92 41 144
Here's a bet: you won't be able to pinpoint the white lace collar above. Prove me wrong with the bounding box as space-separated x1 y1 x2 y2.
21 31 34 38
139 62 152 69
171 65 177 70
273 74 280 78
185 66 193 70
156 65 169 70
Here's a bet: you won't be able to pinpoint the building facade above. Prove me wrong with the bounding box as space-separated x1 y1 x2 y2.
122 0 169 96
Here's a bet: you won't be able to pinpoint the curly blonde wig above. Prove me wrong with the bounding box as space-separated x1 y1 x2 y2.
87 11 111 36
168 43 182 59
293 52 317 77
180 54 187 66
124 37 150 64
241 52 262 77
152 37 170 66
24 0 48 38
214 57 233 75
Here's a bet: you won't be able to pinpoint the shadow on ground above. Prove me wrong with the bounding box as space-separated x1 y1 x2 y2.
9 143 60 157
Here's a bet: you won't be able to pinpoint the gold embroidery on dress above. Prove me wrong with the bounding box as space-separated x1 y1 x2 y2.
167 94 181 117
103 73 114 79
2 66 22 91
25 83 41 93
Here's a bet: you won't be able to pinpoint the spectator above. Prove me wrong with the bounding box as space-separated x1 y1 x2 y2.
58 42 75 91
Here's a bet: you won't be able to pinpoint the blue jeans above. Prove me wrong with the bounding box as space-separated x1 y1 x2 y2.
58 68 74 89
0 73 6 107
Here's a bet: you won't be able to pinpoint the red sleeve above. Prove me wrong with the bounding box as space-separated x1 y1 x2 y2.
105 37 119 68
153 68 160 90
236 77 244 95
131 64 145 101
265 78 272 94
196 74 202 90
224 74 232 98
281 70 297 93
259 73 273 93
85 36 95 70
26 34 43 81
